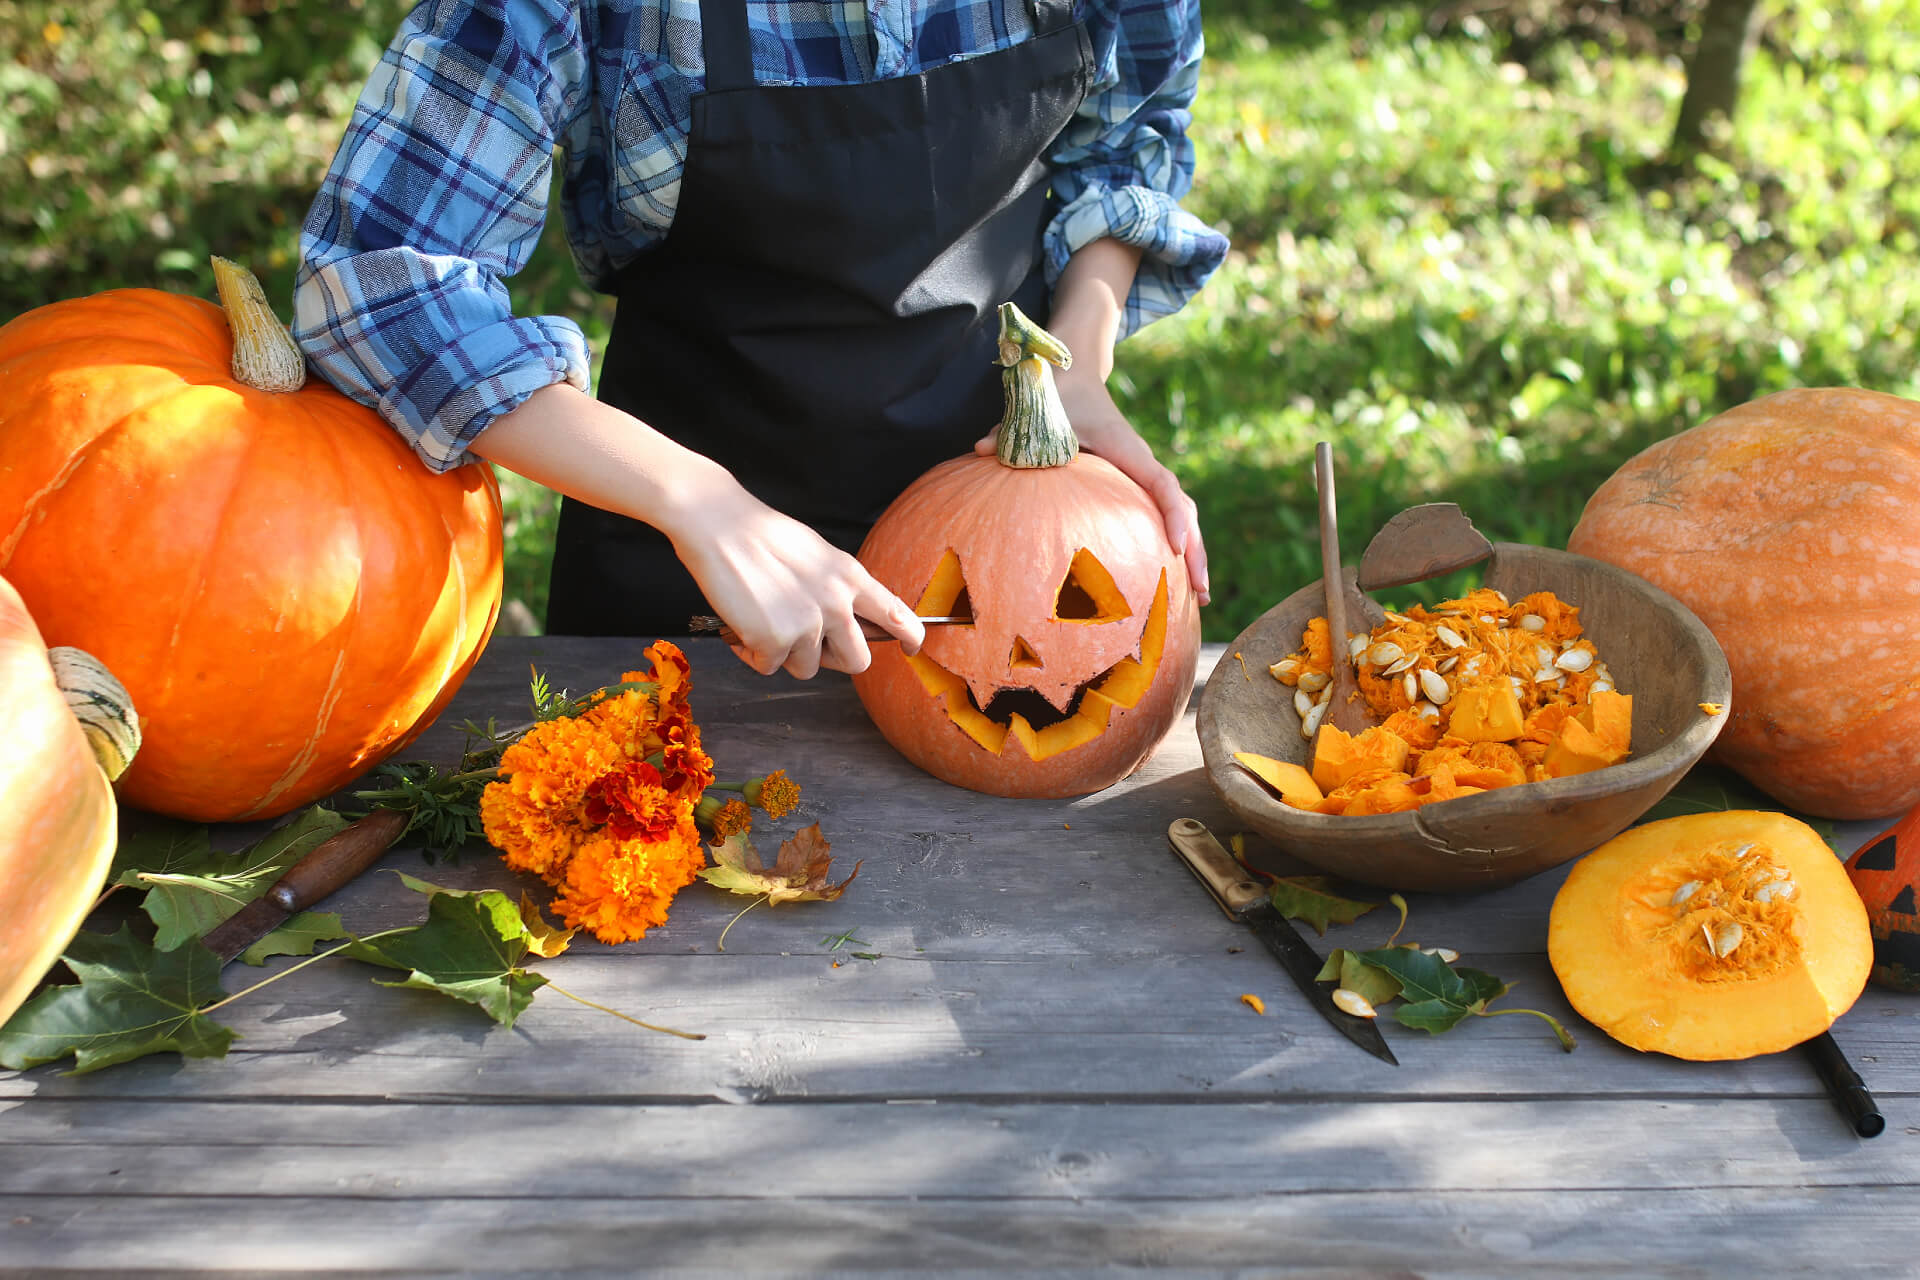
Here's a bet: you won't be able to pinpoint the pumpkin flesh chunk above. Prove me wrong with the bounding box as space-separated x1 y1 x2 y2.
1549 811 1872 1061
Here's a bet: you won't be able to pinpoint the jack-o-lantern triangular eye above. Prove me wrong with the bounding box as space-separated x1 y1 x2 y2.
1009 635 1042 669
1055 549 1132 623
914 549 974 622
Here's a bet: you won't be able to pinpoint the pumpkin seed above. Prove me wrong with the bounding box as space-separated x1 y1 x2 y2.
1385 611 1411 624
1435 625 1466 649
1349 635 1370 660
1271 657 1303 681
1415 701 1442 721
1331 987 1378 1018
1367 641 1405 667
1294 688 1315 719
1297 670 1330 693
1301 701 1328 739
1592 678 1614 694
1315 684 1333 706
1753 881 1797 904
1383 655 1416 675
1732 843 1756 859
1419 669 1451 704
1518 613 1547 632
1670 880 1703 906
1402 672 1419 703
1704 921 1745 958
1437 655 1459 672
1421 947 1460 962
1555 648 1594 673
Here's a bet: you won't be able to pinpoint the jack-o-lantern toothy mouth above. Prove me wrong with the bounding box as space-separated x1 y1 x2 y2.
901 555 1171 762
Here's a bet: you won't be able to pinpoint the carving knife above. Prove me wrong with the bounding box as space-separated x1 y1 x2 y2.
1167 817 1399 1066
199 809 410 964
688 614 970 645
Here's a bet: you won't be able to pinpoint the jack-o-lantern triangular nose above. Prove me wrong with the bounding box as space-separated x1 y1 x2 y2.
1009 635 1042 669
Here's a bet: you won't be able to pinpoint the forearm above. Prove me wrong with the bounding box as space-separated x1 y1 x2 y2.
467 381 733 544
1049 237 1143 382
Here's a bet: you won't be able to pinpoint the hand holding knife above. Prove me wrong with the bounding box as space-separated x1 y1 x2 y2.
1167 817 1398 1066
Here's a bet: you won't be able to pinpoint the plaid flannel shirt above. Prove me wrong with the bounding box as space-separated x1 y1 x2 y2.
294 0 1228 472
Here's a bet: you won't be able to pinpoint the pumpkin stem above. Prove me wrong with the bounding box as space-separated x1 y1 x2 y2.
210 255 307 393
993 301 1078 469
48 646 140 782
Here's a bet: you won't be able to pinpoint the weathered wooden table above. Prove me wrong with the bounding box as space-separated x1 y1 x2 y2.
5 638 1916 1275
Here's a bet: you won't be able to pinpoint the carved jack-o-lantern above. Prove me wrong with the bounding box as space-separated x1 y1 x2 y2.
850 306 1202 798
1844 803 1920 992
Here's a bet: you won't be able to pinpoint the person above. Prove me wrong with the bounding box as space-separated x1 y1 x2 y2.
294 0 1227 680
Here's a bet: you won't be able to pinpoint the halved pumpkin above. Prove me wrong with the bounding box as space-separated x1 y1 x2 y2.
0 573 134 1027
1548 811 1871 1060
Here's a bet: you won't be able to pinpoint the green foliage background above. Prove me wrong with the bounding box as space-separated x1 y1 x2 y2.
5 0 1918 639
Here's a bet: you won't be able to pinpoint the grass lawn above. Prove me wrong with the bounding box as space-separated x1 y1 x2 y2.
7 1 1920 641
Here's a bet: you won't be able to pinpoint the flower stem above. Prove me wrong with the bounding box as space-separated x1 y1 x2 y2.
716 894 767 952
1482 1005 1578 1052
199 927 410 1014
542 981 706 1040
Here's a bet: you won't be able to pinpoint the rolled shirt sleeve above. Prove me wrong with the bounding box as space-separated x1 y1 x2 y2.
293 0 593 473
1044 0 1228 338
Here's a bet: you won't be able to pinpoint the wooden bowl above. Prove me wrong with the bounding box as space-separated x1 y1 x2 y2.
1197 541 1733 893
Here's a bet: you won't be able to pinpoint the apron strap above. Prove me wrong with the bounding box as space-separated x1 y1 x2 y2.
702 0 1079 92
700 0 756 93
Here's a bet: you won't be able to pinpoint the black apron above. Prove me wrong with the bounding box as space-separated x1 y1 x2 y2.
545 0 1094 636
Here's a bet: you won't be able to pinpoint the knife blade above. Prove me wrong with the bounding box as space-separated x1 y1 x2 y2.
687 614 970 645
199 809 410 964
1167 817 1399 1066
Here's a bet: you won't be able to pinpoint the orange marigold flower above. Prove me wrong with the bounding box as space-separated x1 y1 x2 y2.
481 716 631 879
712 797 752 838
582 760 680 842
549 814 708 945
744 769 800 819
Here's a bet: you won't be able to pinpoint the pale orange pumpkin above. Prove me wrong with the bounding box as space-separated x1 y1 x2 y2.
850 305 1201 798
0 260 502 822
1568 388 1920 820
0 574 127 1027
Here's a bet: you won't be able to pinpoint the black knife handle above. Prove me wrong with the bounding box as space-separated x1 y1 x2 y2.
267 809 409 912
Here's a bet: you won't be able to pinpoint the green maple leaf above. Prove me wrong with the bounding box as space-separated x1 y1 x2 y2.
112 806 349 949
239 911 350 966
0 926 234 1074
1351 946 1574 1050
1314 947 1404 1008
341 875 548 1028
1266 877 1379 935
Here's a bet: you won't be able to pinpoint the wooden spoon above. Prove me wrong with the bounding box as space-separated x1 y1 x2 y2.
1312 442 1377 745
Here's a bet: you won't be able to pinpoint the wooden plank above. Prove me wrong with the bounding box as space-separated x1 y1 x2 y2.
4 1098 1912 1199
5 1186 1918 1275
2 947 1911 1102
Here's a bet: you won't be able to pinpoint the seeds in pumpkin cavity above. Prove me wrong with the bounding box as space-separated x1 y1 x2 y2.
1349 635 1370 660
1435 625 1466 649
1732 843 1756 859
1367 642 1405 667
1518 614 1547 632
1297 670 1330 693
1402 672 1419 703
1415 702 1442 720
1703 921 1745 958
1383 655 1416 675
1385 611 1411 624
1555 648 1594 673
1301 701 1328 738
1419 670 1451 704
1437 655 1459 672
1753 880 1797 904
1671 880 1703 906
1332 988 1378 1018
1294 689 1315 719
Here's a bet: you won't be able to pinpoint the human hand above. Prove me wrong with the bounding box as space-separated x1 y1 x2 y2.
667 479 925 679
975 367 1210 607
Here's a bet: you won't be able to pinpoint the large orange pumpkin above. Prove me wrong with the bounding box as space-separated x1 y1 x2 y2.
0 573 128 1026
850 305 1201 798
0 261 502 822
1568 388 1920 820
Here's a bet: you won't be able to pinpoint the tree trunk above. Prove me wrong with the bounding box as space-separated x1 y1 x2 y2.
1670 0 1768 156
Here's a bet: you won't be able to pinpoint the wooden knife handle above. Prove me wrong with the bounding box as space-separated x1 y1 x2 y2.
266 808 410 912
